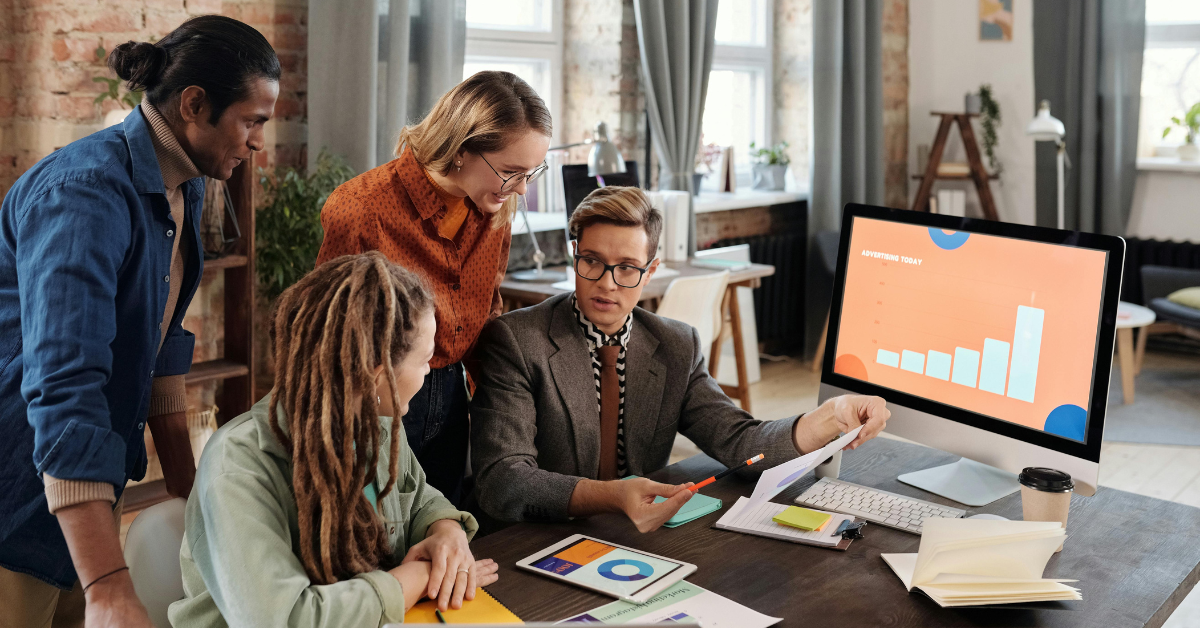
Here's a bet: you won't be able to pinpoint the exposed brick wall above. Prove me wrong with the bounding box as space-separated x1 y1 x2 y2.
0 0 306 196
774 0 811 187
0 0 308 475
882 0 909 209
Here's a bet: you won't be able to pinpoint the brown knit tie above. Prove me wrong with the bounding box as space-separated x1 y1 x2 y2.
597 345 621 481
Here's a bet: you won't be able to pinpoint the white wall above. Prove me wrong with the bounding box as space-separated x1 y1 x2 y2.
908 0 1036 225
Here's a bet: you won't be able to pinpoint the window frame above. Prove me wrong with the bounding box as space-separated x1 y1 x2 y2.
465 0 564 145
707 0 775 184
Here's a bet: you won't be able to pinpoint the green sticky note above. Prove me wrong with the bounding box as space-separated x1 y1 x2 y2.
654 492 724 527
772 506 832 531
624 475 723 528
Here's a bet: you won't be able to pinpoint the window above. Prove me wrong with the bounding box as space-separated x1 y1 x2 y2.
1137 0 1200 157
699 0 773 189
464 0 563 144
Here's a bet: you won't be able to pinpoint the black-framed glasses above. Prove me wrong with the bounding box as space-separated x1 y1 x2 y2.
479 154 548 193
573 254 651 288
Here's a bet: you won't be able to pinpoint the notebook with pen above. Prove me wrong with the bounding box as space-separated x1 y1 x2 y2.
714 497 860 550
403 588 522 624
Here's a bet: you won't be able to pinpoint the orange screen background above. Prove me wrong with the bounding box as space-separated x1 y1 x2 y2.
833 217 1108 434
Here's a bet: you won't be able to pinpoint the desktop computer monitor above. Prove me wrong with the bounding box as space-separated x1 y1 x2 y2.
819 204 1125 506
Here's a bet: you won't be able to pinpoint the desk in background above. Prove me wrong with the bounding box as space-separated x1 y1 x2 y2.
499 261 774 411
472 436 1200 627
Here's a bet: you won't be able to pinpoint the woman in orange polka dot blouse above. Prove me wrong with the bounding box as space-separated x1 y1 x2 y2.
316 71 552 504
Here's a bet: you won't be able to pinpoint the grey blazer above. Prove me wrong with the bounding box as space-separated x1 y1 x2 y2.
470 293 801 522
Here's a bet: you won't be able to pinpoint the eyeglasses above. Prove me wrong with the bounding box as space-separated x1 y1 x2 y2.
573 254 651 289
479 154 548 194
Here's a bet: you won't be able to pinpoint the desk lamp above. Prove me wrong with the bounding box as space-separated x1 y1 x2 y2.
1026 100 1068 229
513 121 627 282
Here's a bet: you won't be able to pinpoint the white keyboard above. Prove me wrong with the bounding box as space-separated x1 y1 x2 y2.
794 477 966 535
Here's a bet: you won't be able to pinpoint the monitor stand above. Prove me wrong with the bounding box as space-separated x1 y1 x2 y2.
897 457 1020 507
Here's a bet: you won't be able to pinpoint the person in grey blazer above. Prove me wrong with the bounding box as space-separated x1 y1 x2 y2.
471 186 890 532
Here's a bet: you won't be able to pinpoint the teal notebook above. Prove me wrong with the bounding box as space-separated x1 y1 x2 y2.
625 476 724 528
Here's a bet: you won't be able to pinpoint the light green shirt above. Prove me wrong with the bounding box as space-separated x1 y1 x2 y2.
168 394 478 627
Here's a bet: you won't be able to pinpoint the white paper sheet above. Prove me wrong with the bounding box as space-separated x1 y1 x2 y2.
557 580 781 627
743 426 862 514
714 496 850 546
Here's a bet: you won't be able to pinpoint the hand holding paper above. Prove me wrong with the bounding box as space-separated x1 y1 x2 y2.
743 427 863 514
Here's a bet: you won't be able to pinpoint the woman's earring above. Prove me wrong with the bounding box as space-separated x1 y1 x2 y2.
455 161 462 171
377 396 381 406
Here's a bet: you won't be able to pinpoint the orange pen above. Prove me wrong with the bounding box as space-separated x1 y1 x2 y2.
688 454 765 491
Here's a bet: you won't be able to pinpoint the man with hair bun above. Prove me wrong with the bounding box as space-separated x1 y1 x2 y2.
471 186 893 532
0 15 279 628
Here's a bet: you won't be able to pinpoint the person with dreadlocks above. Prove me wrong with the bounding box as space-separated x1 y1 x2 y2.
169 252 497 627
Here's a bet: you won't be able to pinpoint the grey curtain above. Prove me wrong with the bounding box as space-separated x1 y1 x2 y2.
1033 0 1145 235
807 0 883 355
633 0 718 254
308 0 465 174
809 0 884 235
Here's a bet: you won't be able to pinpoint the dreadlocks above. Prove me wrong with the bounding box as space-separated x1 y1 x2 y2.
268 251 433 585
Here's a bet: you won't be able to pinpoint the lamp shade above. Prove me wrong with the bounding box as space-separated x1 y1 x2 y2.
1026 100 1065 142
587 121 627 176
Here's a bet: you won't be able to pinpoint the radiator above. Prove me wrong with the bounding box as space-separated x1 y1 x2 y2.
1121 238 1200 305
711 231 807 354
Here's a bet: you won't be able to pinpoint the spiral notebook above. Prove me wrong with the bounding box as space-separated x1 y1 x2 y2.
403 588 522 624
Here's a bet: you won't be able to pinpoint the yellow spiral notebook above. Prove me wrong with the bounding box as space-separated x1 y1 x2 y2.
403 588 522 624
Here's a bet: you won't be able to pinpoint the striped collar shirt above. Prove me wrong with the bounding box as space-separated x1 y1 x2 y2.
572 296 632 477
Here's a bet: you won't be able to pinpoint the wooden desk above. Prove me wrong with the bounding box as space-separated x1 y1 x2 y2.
499 261 775 411
472 437 1200 627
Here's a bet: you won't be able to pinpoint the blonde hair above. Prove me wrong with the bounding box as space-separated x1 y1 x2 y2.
568 186 663 262
396 71 552 228
268 252 433 584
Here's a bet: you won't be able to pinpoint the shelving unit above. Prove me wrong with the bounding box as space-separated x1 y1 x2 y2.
911 112 1000 221
124 161 256 512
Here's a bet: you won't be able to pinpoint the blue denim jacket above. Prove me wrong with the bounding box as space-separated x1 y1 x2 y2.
0 106 203 588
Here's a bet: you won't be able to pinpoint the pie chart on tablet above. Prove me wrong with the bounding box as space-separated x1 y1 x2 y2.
597 559 654 582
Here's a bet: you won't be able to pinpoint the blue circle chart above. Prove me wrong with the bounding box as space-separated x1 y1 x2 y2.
598 559 654 582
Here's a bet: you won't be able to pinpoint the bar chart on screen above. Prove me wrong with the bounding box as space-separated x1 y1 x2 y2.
873 304 1044 403
832 218 1108 438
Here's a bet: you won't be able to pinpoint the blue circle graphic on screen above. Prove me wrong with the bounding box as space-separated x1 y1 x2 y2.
597 559 654 581
1044 404 1087 442
928 228 970 250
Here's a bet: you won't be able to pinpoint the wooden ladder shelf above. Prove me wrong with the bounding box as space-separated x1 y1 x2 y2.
911 112 999 221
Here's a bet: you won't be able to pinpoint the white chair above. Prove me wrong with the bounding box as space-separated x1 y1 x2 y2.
124 498 187 628
655 270 730 366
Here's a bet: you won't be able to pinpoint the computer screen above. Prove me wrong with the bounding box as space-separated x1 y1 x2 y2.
561 162 639 218
831 214 1111 444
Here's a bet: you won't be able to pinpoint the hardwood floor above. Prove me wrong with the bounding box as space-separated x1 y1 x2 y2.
672 352 1200 627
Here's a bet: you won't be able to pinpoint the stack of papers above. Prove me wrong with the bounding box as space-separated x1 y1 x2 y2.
558 581 780 626
881 519 1080 607
715 497 850 547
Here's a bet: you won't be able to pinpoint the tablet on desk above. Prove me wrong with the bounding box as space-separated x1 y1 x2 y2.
515 534 696 604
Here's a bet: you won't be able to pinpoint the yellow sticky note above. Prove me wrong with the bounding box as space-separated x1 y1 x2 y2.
772 506 832 531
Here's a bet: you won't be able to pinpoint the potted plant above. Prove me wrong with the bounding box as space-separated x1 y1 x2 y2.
93 45 143 128
749 140 789 191
256 149 356 300
1163 102 1200 161
978 84 1002 175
